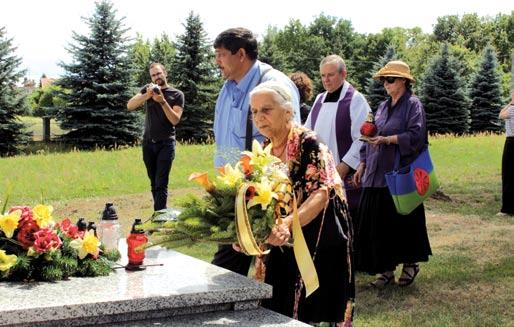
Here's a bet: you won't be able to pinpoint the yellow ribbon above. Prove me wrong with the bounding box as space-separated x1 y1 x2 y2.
235 183 319 298
292 193 319 297
235 183 269 256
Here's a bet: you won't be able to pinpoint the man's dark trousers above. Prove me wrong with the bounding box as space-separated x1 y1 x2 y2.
212 244 252 276
142 139 175 211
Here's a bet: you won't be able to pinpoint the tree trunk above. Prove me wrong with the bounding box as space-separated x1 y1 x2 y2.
42 117 51 142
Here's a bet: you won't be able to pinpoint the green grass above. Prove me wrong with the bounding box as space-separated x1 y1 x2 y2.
0 143 216 204
427 133 504 217
1 132 513 326
2 131 505 216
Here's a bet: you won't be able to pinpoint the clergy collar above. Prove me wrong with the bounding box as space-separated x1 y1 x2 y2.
324 81 348 103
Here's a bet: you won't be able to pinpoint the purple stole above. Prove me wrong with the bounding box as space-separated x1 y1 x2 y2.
310 85 361 212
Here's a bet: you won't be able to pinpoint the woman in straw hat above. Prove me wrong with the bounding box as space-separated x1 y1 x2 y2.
352 61 432 287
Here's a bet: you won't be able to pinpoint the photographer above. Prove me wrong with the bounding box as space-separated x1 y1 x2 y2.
127 62 184 212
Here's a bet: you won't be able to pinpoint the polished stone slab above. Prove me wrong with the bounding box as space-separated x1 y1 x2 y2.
112 307 310 327
0 245 272 326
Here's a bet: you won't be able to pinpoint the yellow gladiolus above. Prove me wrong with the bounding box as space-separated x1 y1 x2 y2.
32 204 54 228
70 230 100 259
0 210 21 238
247 180 278 210
0 250 17 272
189 172 215 193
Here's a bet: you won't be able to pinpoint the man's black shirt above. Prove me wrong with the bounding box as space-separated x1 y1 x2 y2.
144 87 184 142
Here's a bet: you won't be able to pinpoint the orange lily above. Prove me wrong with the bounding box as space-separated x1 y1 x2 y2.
188 172 215 193
239 154 253 176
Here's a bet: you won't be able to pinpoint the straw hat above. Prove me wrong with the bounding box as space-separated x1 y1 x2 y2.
372 60 415 82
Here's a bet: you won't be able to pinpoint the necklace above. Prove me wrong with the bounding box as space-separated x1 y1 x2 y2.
272 144 286 158
271 129 290 160
272 140 287 159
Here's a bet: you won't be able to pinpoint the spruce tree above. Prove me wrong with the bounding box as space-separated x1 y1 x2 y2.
469 45 503 133
366 45 397 111
56 1 141 149
0 26 30 156
420 43 470 134
171 12 219 142
150 33 175 72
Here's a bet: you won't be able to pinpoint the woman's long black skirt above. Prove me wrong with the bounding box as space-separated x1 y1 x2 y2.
355 187 432 274
262 197 354 323
501 137 514 214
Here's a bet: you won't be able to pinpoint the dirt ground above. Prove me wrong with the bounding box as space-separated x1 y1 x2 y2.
53 188 203 236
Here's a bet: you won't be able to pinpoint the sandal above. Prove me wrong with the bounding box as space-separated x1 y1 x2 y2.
398 263 420 287
369 272 395 288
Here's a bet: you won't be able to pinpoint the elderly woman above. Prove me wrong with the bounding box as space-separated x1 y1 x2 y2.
248 81 354 326
353 61 432 287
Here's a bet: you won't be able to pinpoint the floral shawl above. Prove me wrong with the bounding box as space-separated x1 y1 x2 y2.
283 124 346 205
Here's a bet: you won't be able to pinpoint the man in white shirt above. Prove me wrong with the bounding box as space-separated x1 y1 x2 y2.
305 54 371 218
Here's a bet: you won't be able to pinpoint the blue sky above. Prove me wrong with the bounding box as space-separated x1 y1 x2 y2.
1 0 511 80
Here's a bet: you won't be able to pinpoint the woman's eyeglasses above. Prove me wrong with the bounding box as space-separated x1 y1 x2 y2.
380 76 398 84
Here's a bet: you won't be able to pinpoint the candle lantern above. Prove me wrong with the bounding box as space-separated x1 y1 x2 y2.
126 218 148 271
97 203 121 252
76 218 87 231
359 112 378 142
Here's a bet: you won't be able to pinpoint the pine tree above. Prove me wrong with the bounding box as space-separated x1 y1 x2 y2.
420 43 470 134
366 45 397 111
0 26 30 156
56 1 141 149
150 33 175 72
469 45 503 133
171 12 219 142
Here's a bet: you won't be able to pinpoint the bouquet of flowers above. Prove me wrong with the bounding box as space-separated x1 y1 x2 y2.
146 141 294 255
0 204 120 282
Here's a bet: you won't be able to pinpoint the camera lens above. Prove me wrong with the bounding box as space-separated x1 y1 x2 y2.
152 86 161 94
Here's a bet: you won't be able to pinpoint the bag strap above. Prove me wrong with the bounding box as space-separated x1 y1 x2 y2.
392 96 429 170
245 66 273 150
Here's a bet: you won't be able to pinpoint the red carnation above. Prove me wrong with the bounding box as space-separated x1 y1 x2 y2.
32 228 62 253
16 220 40 249
57 218 80 239
9 206 34 225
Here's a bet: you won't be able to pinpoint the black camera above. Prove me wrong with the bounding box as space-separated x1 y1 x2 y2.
140 83 161 95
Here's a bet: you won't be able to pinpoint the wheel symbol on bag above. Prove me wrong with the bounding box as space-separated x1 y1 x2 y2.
414 168 430 196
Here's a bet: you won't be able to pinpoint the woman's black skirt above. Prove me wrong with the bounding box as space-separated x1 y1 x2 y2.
355 187 432 274
501 137 514 214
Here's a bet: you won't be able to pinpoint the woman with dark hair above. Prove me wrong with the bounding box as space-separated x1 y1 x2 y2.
353 60 432 288
289 71 314 124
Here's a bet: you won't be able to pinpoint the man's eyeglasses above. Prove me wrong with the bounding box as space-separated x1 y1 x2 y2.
380 76 398 84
